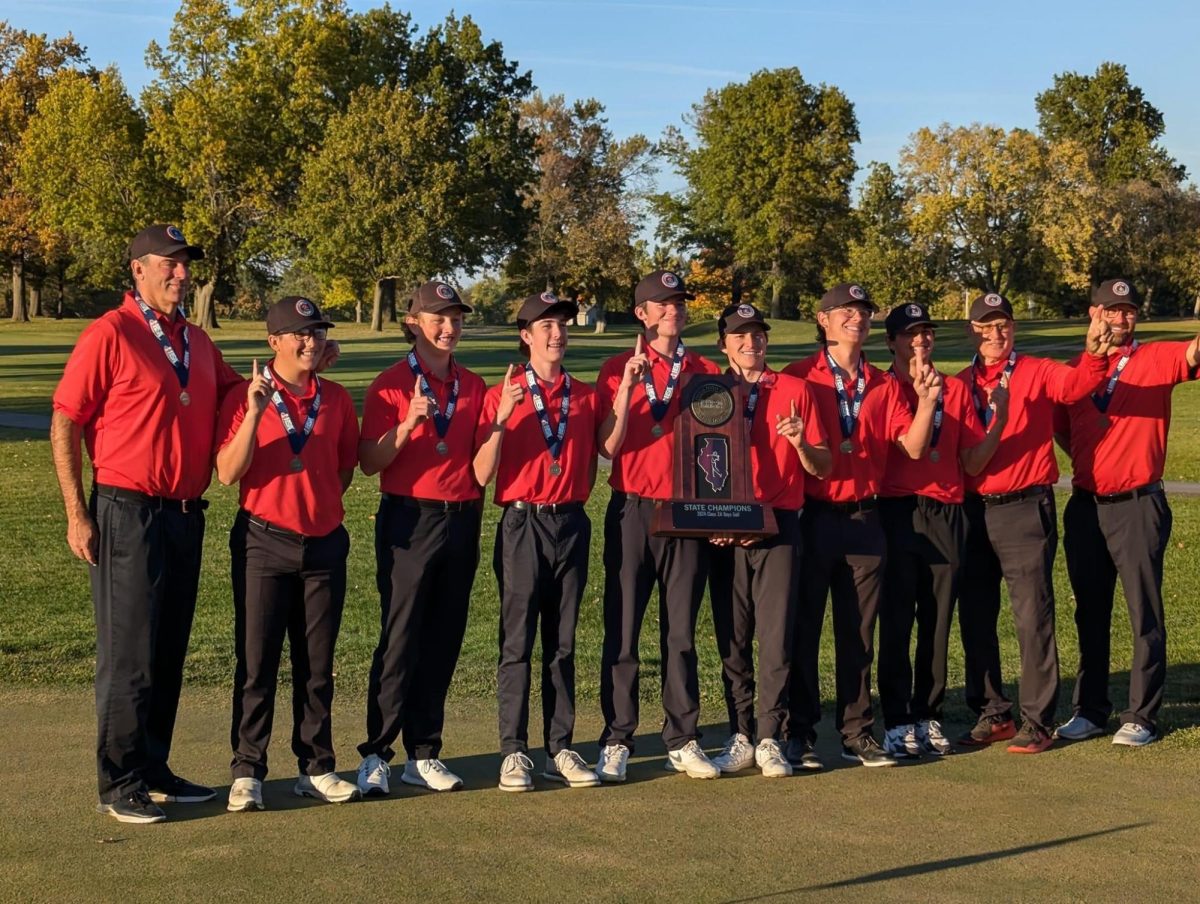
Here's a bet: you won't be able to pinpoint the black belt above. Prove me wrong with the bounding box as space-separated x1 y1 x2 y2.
382 493 479 512
612 491 654 504
979 484 1051 507
94 484 207 513
1084 481 1164 505
807 496 878 514
238 509 303 539
508 500 584 514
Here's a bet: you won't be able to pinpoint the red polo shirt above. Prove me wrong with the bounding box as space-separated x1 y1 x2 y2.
1055 341 1196 495
783 351 912 503
217 372 359 536
360 351 486 502
741 369 827 510
52 291 242 499
597 341 721 500
955 351 1108 496
476 368 599 505
881 370 985 504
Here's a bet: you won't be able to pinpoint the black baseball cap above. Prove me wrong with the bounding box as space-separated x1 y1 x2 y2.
884 302 936 336
968 292 1014 321
409 280 472 315
819 283 876 312
267 296 334 335
634 270 695 305
718 302 770 339
127 224 205 262
1092 278 1141 309
516 291 579 328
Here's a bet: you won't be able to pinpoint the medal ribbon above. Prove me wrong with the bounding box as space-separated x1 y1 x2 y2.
744 381 761 422
889 366 943 448
970 351 1016 428
408 350 459 439
524 364 570 460
1091 341 1138 413
642 340 686 422
824 348 866 441
134 292 189 388
263 365 321 456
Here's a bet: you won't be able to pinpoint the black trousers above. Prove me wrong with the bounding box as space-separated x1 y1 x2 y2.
708 509 801 742
788 502 887 744
229 515 349 780
495 504 590 755
959 489 1059 731
1063 488 1171 731
360 497 480 762
599 493 710 753
878 495 965 728
89 488 205 802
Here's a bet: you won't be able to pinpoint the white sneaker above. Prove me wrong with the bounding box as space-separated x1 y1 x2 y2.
227 777 264 812
595 744 630 783
1112 722 1156 747
544 750 601 788
916 719 953 756
665 740 720 779
294 772 360 804
356 754 390 796
498 752 534 793
1054 714 1106 741
401 758 463 791
755 739 793 778
711 733 755 774
883 724 921 758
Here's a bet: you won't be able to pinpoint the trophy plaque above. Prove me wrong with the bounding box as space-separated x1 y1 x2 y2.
652 373 778 538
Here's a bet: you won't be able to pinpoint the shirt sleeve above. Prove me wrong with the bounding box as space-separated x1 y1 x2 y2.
52 319 118 425
360 371 405 443
475 383 502 448
215 382 249 453
958 385 987 448
594 357 623 420
337 388 360 471
798 383 828 447
884 379 914 442
1043 352 1108 404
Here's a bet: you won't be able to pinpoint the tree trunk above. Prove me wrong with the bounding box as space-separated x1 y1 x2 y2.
371 278 397 331
371 280 384 331
594 299 607 334
1192 292 1200 320
11 259 28 322
30 282 42 318
193 282 219 329
731 267 744 305
769 259 782 320
1142 285 1154 320
386 281 398 323
56 263 66 319
355 296 363 324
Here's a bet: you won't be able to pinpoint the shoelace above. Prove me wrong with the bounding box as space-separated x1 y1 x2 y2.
926 720 946 741
557 750 588 771
602 744 629 766
722 735 752 760
422 759 450 776
505 753 534 773
365 758 390 780
758 740 784 763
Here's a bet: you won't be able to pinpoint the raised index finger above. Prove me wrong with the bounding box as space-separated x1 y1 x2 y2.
252 357 258 378
634 333 644 356
791 398 797 417
504 363 514 383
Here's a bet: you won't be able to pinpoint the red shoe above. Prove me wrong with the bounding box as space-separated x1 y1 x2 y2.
1006 725 1054 754
957 715 1017 746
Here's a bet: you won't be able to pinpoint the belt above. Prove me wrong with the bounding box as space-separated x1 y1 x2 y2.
94 484 207 513
979 484 1051 507
508 500 584 515
808 496 878 514
612 491 656 504
1086 481 1164 505
238 509 303 539
382 493 478 512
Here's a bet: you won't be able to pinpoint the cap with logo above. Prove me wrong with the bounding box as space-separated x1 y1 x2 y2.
884 302 936 336
267 296 334 335
718 302 770 340
127 224 205 262
819 283 877 313
968 292 1014 322
516 291 579 329
1092 278 1141 309
409 280 473 315
634 270 696 305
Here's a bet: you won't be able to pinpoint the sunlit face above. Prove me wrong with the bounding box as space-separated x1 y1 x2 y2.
887 324 936 370
268 327 327 373
520 316 569 363
407 310 463 354
131 251 191 311
720 325 768 373
817 302 873 347
1091 303 1138 345
969 314 1016 363
635 299 688 338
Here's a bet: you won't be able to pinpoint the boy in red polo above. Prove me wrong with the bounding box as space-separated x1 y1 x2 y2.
474 292 602 792
355 280 486 795
216 297 360 811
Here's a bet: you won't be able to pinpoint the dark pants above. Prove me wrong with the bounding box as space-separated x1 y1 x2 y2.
1063 488 1171 731
788 501 887 744
360 497 481 762
878 496 965 728
708 509 801 741
599 493 710 753
89 488 205 802
229 515 349 780
959 489 1059 731
495 504 590 756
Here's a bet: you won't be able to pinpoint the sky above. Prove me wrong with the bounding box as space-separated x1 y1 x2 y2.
3 0 1199 192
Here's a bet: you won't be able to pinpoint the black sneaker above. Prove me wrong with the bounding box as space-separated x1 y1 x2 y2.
840 735 897 767
147 773 217 803
97 790 167 824
785 737 824 771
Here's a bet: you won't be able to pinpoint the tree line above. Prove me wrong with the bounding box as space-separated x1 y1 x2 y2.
2 2 1197 328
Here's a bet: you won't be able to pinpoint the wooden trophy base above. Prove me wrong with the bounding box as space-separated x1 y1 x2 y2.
651 500 779 539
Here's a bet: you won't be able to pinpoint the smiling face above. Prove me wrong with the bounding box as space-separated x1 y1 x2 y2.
268 327 327 376
887 323 936 372
817 302 873 348
635 299 688 339
720 325 768 375
1091 303 1138 346
969 313 1016 364
520 315 570 365
131 251 192 313
406 309 463 357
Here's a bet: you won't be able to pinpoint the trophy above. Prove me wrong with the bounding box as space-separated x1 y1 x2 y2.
652 373 778 539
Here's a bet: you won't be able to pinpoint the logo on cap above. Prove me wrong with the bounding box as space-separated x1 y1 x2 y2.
1113 281 1130 296
540 291 558 304
661 272 680 289
984 293 1003 307
435 283 455 300
848 285 866 301
295 298 315 317
736 304 755 319
166 226 185 242
906 304 923 318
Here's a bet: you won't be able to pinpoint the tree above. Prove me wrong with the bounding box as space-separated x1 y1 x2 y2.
665 68 859 318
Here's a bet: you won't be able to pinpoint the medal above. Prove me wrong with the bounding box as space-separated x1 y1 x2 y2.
840 439 854 454
826 349 866 451
179 390 191 406
643 340 685 435
264 364 321 471
135 293 191 399
651 424 664 438
290 456 304 472
550 462 562 477
525 365 571 477
930 449 940 463
436 441 449 456
408 350 460 447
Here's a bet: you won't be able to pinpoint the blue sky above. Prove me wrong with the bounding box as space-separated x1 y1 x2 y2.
3 0 1199 189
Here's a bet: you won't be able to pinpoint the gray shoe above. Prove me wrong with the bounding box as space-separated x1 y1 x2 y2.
499 752 535 792
227 777 264 812
544 750 601 788
785 737 824 771
1054 714 1105 741
1112 722 1156 747
295 772 360 803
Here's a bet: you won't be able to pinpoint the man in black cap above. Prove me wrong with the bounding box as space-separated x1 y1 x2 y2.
474 291 602 791
1054 279 1200 748
51 224 244 823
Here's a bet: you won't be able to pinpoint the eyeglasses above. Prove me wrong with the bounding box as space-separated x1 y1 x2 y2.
971 321 1010 337
290 327 327 341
